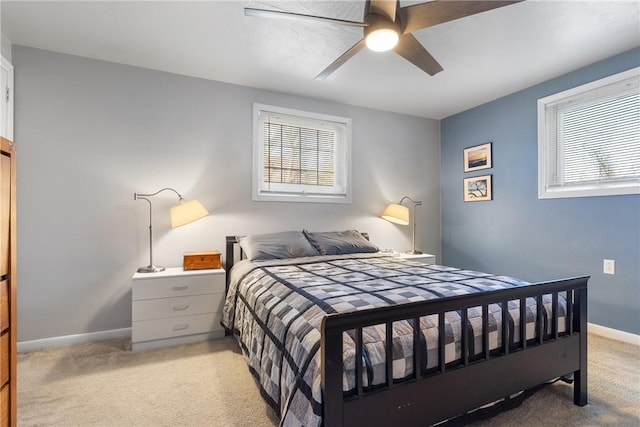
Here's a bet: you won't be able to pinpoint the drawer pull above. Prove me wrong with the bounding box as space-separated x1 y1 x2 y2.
172 304 189 311
172 285 189 291
172 324 189 331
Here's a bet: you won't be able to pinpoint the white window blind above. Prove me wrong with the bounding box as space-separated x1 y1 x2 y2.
253 104 351 203
538 67 640 199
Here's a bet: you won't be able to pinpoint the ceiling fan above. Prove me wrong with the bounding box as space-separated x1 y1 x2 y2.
245 0 522 80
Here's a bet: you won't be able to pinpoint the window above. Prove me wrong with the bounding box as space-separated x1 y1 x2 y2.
538 67 640 199
252 103 351 203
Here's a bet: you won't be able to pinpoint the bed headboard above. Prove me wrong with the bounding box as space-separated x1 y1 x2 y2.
224 232 370 290
225 234 241 263
225 235 242 291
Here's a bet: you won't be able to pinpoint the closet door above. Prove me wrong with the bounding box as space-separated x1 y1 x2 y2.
0 57 13 141
0 136 16 427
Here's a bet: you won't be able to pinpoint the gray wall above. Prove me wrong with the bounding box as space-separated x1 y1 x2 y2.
13 46 441 342
441 48 640 335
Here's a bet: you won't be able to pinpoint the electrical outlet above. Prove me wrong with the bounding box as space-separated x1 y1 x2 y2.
603 259 615 275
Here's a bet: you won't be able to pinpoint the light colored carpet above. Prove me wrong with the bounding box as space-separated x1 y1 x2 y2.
18 334 639 426
18 337 279 427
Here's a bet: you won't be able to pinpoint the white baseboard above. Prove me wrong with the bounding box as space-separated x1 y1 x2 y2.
17 328 131 353
17 323 639 353
589 322 640 346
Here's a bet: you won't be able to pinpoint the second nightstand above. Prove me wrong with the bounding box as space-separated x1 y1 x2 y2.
394 252 436 265
131 267 225 351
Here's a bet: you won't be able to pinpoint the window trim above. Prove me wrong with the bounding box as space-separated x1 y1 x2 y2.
252 103 352 204
537 67 640 199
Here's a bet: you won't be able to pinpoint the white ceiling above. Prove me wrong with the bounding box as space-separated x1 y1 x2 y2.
1 0 639 119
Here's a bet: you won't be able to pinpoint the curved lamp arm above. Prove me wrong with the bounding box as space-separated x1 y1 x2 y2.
135 187 183 201
398 196 422 208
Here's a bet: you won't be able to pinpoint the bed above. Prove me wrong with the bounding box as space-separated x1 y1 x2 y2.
221 230 588 427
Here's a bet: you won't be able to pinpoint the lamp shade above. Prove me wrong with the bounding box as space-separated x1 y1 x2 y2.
381 203 410 225
170 199 209 228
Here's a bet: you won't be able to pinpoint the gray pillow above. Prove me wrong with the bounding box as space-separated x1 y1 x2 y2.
238 231 320 261
303 230 379 255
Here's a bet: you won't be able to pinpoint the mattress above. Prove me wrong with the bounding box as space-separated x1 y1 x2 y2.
221 253 567 427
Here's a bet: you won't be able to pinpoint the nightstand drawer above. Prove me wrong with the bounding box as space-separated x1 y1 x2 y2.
132 274 223 301
132 293 224 322
1 333 8 386
132 312 222 343
0 281 8 332
1 384 7 427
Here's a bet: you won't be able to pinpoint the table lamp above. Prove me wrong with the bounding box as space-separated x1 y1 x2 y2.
134 187 209 273
382 196 422 254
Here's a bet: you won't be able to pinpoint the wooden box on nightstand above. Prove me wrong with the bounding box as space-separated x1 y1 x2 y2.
131 267 226 351
183 251 221 270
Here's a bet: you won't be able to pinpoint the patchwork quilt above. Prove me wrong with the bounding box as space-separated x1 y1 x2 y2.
221 253 567 427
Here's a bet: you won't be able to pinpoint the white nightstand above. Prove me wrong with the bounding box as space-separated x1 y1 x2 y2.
131 267 226 351
394 252 436 265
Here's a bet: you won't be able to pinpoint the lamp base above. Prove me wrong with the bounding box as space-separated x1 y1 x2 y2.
405 250 423 255
137 265 166 273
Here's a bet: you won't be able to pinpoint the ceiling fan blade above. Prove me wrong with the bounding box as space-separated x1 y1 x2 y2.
244 8 366 27
368 0 398 22
398 1 522 34
315 39 367 80
393 33 443 76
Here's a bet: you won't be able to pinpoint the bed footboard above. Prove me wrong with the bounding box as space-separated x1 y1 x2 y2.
321 276 588 427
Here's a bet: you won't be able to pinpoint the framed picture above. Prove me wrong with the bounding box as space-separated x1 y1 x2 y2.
464 175 493 202
463 142 492 172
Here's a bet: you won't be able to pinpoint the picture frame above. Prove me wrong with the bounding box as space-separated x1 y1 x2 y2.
463 142 492 172
464 175 493 202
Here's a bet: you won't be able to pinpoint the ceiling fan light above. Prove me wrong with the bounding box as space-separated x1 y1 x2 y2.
365 28 399 52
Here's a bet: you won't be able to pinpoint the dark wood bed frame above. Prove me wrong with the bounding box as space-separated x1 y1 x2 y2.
225 236 588 427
